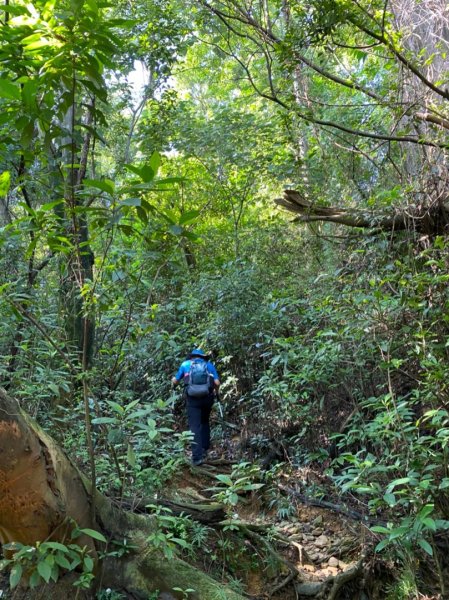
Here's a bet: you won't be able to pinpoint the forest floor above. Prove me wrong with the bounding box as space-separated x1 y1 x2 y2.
1 413 440 600
0 446 373 600
164 454 371 600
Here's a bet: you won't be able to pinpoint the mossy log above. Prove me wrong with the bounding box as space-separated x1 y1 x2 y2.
123 497 227 524
159 499 226 523
0 388 243 600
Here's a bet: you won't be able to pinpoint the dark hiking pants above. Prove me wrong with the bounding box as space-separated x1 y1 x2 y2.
186 395 214 462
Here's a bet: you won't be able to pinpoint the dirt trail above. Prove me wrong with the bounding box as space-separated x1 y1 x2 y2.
165 458 369 599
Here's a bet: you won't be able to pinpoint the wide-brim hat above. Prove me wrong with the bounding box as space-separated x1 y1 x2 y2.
190 348 210 358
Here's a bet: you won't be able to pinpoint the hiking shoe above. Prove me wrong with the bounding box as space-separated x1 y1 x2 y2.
192 458 203 467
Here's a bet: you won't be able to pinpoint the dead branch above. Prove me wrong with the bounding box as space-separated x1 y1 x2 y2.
276 190 409 229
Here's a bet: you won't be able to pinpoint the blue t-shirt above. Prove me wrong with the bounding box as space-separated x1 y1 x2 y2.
175 358 219 382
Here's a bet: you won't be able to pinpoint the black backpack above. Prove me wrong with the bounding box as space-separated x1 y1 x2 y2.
186 359 211 398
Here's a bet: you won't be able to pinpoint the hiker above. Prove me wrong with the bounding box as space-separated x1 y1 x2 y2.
172 348 220 466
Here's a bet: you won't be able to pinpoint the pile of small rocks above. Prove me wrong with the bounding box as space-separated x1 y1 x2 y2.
276 513 358 576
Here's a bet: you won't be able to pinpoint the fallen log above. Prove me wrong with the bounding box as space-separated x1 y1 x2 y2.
275 189 449 235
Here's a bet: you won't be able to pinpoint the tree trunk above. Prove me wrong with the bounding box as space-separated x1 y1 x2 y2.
0 388 244 600
0 388 95 550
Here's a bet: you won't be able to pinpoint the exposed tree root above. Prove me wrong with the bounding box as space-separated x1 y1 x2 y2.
269 570 298 598
221 521 300 596
0 389 244 600
295 557 365 599
122 497 227 524
280 485 384 526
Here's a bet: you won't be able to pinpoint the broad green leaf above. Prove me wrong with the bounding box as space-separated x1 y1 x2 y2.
25 38 55 51
241 483 264 490
79 528 107 543
54 554 71 569
139 164 155 183
40 200 63 211
50 564 59 582
127 443 136 468
422 518 436 531
136 206 148 224
375 538 390 552
435 519 449 529
125 399 140 412
418 504 434 519
85 0 98 14
179 210 200 225
0 171 11 197
172 537 189 548
21 79 37 110
3 542 23 552
21 33 43 45
70 556 82 569
124 164 143 177
84 179 115 195
37 560 52 583
91 417 117 425
215 474 233 486
107 429 124 444
9 564 23 588
149 151 161 174
0 4 28 14
370 525 391 534
106 400 125 414
127 409 152 420
161 209 177 224
386 477 412 492
417 538 433 556
0 558 12 569
184 231 200 242
44 554 55 566
383 493 396 506
230 492 239 505
29 569 40 588
43 542 69 552
0 79 20 101
388 526 409 540
83 555 94 571
111 270 126 282
120 198 141 207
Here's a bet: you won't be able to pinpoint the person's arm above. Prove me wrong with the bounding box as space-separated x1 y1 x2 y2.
208 362 220 390
172 362 187 387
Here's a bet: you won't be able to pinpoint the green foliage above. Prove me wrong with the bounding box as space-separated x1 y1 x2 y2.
99 538 137 560
0 538 96 590
384 564 419 600
208 462 264 509
88 391 189 494
145 506 193 559
172 587 195 600
0 1 448 598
